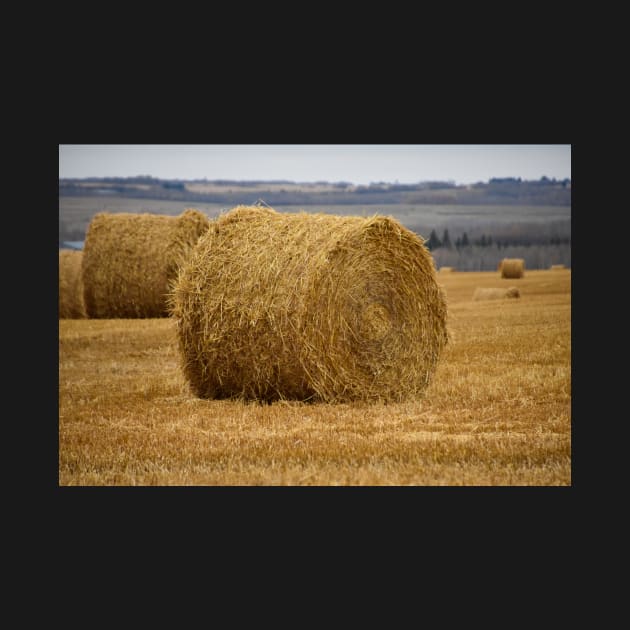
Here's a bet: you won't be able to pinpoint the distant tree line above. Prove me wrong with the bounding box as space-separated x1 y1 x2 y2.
431 244 571 271
418 217 571 271
424 228 570 251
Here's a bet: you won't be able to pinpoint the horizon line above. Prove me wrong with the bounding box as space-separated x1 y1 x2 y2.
59 175 571 185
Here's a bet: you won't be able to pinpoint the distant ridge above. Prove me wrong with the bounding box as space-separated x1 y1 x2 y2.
59 176 571 207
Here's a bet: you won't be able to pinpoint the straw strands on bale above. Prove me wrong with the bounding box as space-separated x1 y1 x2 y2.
500 258 525 279
550 264 566 270
59 250 87 318
82 209 210 318
172 205 449 404
473 286 520 301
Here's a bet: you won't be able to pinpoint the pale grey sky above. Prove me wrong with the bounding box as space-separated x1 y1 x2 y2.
59 145 571 185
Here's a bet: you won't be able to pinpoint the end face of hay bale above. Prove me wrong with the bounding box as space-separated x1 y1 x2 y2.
59 250 87 318
82 210 210 318
172 206 448 403
500 258 525 279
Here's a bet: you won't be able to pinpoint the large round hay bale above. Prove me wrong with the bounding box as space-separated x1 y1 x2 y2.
172 205 448 403
59 250 87 318
82 209 210 318
473 286 520 301
500 258 525 279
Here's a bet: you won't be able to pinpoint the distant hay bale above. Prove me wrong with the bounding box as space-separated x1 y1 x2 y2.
473 286 520 301
500 258 525 279
550 264 566 270
82 209 210 318
439 266 455 272
59 250 87 318
172 205 448 403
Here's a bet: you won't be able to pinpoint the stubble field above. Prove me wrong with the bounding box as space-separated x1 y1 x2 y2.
58 269 571 486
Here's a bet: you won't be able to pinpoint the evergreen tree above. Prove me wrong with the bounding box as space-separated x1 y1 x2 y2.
426 229 442 250
442 229 452 249
461 232 470 247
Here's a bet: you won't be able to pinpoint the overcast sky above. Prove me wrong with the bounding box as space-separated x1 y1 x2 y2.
59 145 571 185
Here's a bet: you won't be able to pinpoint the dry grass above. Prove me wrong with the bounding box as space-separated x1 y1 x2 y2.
82 209 210 318
172 206 447 403
472 287 520 301
59 250 86 319
59 269 570 485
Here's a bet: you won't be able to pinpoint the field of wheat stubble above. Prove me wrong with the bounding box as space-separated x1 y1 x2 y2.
58 269 570 486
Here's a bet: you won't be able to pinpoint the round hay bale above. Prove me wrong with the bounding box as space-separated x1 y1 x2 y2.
550 264 566 270
172 205 449 403
439 266 455 272
473 286 520 301
59 250 87 318
500 258 525 279
82 209 210 318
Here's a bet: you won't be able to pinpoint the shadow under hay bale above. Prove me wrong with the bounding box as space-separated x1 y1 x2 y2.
172 205 448 404
82 209 210 318
500 258 525 279
472 286 520 301
59 250 87 318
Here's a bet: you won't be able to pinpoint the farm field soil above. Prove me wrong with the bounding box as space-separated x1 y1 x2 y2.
59 269 571 485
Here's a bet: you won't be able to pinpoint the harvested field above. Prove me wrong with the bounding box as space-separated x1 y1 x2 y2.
473 287 520 301
59 269 571 486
